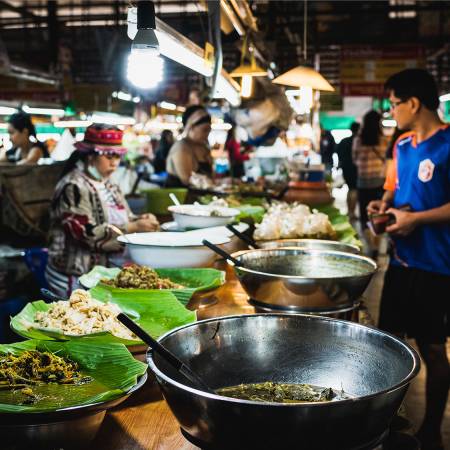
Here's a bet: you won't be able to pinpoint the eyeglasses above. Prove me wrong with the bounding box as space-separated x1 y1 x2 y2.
389 99 408 110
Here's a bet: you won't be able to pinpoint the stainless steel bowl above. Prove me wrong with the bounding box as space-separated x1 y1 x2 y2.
232 247 377 312
148 314 420 450
257 238 361 254
1 373 147 450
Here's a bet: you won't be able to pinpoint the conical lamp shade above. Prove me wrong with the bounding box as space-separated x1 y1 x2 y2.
273 66 334 91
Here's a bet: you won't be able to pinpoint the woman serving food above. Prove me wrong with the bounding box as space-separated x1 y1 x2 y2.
46 124 159 297
165 105 213 187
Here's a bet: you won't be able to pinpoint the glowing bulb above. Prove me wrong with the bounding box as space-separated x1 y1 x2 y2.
298 86 313 113
241 75 252 98
127 48 164 90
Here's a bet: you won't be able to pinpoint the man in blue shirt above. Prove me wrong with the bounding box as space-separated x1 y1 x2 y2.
369 69 450 450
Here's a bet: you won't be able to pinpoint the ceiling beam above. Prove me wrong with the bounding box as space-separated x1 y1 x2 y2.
0 0 38 20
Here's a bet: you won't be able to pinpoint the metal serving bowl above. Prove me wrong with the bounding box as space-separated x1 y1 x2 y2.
231 247 377 312
1 373 147 450
148 314 420 450
257 238 361 254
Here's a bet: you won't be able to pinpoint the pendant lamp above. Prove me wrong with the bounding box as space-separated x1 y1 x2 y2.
272 0 334 92
230 36 267 97
272 66 334 92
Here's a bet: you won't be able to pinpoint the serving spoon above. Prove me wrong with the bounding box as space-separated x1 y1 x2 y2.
40 288 65 302
202 239 242 267
169 192 181 206
117 313 215 395
226 224 259 249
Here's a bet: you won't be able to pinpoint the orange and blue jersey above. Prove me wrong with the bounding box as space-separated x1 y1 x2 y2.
384 125 450 275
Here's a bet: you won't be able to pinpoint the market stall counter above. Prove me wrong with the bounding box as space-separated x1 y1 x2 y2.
89 264 253 450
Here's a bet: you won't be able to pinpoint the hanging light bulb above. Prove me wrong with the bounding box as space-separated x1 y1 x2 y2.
127 48 163 89
127 1 164 90
298 86 313 112
241 75 253 98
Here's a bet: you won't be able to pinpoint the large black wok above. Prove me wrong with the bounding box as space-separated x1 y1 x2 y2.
148 314 419 450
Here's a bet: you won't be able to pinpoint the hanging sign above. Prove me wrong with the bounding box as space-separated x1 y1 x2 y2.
340 45 425 96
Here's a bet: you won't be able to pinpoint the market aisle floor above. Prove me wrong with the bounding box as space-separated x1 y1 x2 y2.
364 254 450 448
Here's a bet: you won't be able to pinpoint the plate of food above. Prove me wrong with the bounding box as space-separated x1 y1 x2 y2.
79 264 226 305
0 339 146 413
0 339 147 448
198 195 266 223
10 288 196 346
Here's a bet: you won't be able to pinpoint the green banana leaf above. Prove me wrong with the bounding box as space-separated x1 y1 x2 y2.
235 205 266 223
10 289 196 346
79 266 226 306
315 205 361 247
0 339 147 413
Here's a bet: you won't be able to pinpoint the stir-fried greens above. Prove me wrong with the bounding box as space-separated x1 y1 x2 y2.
217 382 342 403
102 264 183 290
0 350 91 405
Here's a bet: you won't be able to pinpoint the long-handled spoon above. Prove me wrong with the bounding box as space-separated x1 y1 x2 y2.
226 224 259 249
202 239 242 267
169 192 181 206
40 288 64 302
117 313 215 395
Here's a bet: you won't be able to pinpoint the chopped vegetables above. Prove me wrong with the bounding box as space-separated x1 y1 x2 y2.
254 202 337 241
33 289 137 340
102 264 183 290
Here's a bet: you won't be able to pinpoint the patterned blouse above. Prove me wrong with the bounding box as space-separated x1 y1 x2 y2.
47 168 133 277
352 135 389 189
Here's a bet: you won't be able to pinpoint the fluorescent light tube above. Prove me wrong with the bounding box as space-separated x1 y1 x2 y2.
22 105 65 116
0 106 18 115
54 120 93 128
159 101 177 110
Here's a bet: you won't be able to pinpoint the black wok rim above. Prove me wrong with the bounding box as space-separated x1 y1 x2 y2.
147 314 420 408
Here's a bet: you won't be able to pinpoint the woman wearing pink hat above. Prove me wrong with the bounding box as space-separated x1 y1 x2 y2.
46 124 159 297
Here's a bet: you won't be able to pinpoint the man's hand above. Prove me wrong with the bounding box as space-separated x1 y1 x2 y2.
367 200 390 215
386 208 418 236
